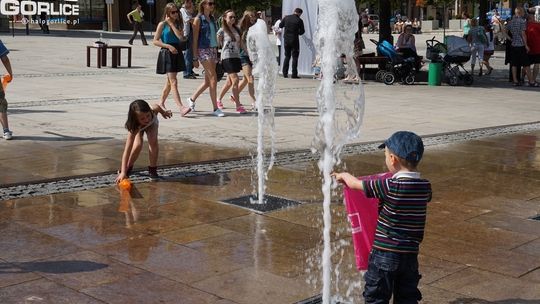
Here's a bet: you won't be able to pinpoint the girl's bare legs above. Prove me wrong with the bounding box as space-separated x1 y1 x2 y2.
219 75 233 102
191 60 218 109
127 132 144 168
146 126 159 167
159 79 171 109
166 72 185 112
229 73 241 107
239 64 256 106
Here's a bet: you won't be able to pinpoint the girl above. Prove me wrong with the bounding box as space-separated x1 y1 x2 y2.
217 10 257 110
482 24 495 76
116 100 172 182
153 3 191 117
467 18 488 76
187 0 224 117
216 10 247 113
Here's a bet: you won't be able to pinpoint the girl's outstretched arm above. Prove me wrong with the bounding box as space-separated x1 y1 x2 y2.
331 172 364 190
116 131 137 183
152 103 172 119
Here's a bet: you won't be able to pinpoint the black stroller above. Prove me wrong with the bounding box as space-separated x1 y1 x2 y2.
426 36 473 86
371 39 416 85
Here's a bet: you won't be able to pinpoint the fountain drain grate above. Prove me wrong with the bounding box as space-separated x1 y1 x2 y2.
221 194 301 213
295 295 322 304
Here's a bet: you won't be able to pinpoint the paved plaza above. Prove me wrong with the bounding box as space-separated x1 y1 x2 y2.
0 29 539 303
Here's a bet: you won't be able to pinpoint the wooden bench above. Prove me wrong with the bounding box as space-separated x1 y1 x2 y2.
356 55 389 79
87 45 132 68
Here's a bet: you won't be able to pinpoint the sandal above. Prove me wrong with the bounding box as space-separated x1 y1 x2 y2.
528 82 539 87
513 82 522 87
486 67 493 75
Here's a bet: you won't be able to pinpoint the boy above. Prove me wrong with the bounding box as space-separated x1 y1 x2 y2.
0 40 13 140
333 131 432 304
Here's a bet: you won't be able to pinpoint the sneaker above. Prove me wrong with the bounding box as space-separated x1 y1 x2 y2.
180 106 192 117
3 130 12 140
188 98 196 112
217 100 224 109
236 105 247 114
213 108 225 117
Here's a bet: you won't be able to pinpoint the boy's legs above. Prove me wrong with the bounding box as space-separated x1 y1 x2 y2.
0 92 12 139
363 249 398 304
392 254 422 304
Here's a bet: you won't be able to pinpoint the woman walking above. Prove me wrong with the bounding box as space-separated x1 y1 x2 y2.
153 3 191 116
217 10 257 110
216 10 247 113
187 0 224 117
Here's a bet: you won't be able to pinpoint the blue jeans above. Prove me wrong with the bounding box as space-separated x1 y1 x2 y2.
183 33 193 77
363 249 422 304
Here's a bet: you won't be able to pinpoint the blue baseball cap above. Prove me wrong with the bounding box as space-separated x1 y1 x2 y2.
378 131 424 162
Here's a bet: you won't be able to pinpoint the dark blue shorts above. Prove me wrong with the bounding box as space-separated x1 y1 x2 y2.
363 249 422 304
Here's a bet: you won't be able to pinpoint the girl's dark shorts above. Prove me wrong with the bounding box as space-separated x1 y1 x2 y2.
221 57 242 73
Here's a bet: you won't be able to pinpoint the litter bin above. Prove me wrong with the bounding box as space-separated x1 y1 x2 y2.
428 62 442 86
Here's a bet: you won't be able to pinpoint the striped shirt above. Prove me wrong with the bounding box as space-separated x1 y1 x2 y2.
362 171 432 253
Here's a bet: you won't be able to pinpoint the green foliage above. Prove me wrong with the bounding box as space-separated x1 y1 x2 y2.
192 0 279 15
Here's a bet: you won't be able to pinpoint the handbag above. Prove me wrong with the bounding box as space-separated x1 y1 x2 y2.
178 38 188 51
216 61 225 81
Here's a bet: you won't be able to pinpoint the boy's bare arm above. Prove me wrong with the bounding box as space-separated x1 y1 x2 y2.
1 56 13 76
332 172 364 190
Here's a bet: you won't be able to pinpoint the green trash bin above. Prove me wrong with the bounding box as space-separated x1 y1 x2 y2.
428 62 442 86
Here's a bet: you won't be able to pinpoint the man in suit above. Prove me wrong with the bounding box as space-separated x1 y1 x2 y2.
279 8 305 78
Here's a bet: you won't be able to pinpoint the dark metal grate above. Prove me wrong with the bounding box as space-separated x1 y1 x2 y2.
221 194 301 213
529 215 540 221
295 295 322 304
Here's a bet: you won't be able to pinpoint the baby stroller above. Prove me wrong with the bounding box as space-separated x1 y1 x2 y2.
426 36 473 86
371 39 416 85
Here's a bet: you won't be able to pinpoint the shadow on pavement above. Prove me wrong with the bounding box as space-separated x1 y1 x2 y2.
0 261 108 274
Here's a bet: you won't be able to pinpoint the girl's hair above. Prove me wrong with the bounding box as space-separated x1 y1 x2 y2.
239 10 256 33
162 3 183 30
198 0 214 19
221 10 240 41
125 99 152 133
470 18 478 26
462 12 470 19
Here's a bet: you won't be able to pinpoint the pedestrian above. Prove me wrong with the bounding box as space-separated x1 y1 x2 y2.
396 25 421 71
187 0 224 117
482 24 495 75
467 18 488 76
272 18 282 65
217 10 257 110
39 12 49 34
216 10 247 114
462 12 471 40
115 100 172 182
332 131 432 304
180 0 197 79
279 8 305 78
0 40 13 140
153 2 191 117
127 4 148 45
506 7 538 86
525 13 540 84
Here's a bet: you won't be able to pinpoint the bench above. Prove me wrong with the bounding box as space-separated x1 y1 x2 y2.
87 45 132 68
355 54 389 79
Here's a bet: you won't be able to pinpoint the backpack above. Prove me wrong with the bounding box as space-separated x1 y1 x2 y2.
476 28 487 45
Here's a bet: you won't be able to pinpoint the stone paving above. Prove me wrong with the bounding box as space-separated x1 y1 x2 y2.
0 29 539 303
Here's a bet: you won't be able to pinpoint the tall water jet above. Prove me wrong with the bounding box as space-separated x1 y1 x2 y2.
313 0 364 302
247 19 279 204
